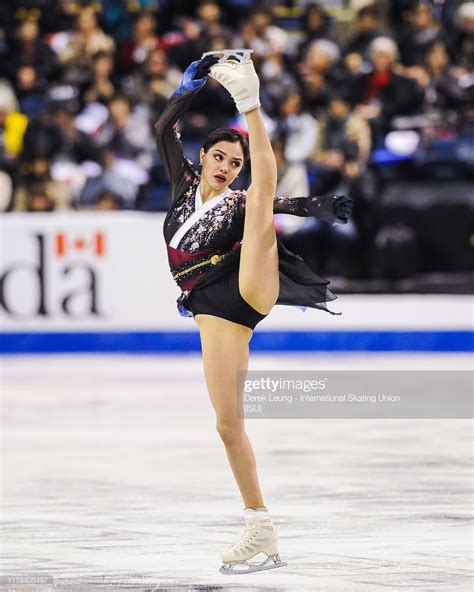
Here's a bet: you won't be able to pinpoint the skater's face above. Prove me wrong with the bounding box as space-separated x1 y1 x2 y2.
200 141 244 191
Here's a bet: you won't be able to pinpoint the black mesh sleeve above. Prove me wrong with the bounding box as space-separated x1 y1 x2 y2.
237 193 352 224
273 194 352 224
154 89 199 204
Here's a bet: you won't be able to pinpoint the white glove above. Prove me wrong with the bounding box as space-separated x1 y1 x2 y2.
209 59 260 114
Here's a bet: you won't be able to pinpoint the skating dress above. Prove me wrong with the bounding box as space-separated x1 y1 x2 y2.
155 86 339 329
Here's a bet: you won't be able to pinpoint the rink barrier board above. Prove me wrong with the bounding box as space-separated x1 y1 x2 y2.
0 330 472 354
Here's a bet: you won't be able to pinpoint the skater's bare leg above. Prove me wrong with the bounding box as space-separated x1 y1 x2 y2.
195 314 265 509
239 107 279 315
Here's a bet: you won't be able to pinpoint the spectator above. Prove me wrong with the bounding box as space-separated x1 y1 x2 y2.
20 105 60 164
119 10 161 75
397 2 440 66
95 189 123 210
6 14 58 84
297 3 333 62
275 89 319 163
59 6 115 85
15 65 48 117
123 48 182 106
354 36 424 141
96 94 154 170
316 94 371 170
299 38 341 83
50 104 101 165
0 81 28 168
344 4 384 60
272 136 311 236
299 38 341 116
13 158 71 211
168 18 208 71
299 69 332 118
233 6 289 58
260 52 298 117
21 181 56 212
444 1 474 71
81 51 117 105
405 41 471 118
195 1 233 44
0 169 14 211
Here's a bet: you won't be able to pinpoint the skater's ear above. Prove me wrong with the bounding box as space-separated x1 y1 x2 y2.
199 147 206 166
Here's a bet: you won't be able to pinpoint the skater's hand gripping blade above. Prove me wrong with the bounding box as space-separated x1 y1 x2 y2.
219 554 287 575
208 54 260 113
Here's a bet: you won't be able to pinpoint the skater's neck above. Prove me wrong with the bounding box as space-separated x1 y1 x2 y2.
199 178 228 203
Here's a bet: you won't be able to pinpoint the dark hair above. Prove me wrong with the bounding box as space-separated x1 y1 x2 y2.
303 3 329 31
202 128 249 163
358 4 379 19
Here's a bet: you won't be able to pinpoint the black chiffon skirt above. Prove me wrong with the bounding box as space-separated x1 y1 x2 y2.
177 239 339 319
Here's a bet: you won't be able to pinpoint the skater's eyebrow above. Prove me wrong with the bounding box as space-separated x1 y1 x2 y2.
212 149 242 162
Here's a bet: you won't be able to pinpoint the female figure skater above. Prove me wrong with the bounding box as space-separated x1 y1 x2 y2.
154 50 351 574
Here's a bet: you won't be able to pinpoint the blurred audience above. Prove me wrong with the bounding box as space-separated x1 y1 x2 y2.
0 0 472 280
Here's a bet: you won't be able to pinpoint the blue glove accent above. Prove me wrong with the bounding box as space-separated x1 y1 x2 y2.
174 60 209 97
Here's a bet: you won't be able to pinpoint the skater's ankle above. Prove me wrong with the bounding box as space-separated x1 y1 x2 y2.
243 507 270 522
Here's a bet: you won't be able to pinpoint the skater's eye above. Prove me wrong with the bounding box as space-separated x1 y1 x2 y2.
212 150 242 169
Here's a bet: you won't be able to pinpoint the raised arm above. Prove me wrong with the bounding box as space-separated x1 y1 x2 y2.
154 56 218 203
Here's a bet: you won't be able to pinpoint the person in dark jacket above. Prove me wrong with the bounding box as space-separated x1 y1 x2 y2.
353 36 424 141
5 14 58 84
344 4 384 60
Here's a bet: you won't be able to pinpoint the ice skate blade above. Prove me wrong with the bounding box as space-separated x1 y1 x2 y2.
201 48 253 64
219 554 287 575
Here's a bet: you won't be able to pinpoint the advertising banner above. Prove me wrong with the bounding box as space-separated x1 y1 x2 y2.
1 213 472 352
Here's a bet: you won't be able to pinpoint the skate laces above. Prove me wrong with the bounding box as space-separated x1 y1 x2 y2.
229 521 258 552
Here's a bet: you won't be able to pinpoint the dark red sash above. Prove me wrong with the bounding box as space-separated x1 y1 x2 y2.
167 243 240 291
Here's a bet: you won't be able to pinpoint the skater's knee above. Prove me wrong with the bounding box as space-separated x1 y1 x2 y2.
216 419 244 447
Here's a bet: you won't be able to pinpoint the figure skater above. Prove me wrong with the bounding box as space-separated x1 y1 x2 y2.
154 50 352 574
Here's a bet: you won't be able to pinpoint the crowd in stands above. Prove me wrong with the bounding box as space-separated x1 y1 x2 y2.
0 0 472 278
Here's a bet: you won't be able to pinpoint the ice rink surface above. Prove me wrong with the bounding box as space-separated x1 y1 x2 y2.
1 353 473 592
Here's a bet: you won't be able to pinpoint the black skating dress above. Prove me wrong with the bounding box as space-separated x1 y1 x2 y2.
154 86 339 330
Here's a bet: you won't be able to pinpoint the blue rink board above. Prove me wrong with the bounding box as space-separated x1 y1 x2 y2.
0 331 472 353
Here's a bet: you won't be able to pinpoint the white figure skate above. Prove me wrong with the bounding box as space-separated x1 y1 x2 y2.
219 510 287 574
202 49 260 113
